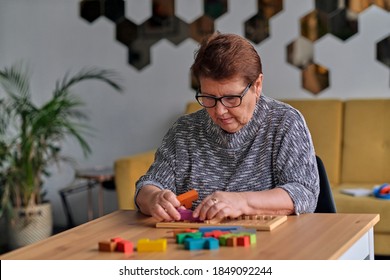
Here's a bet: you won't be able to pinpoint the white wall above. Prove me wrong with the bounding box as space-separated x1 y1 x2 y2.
1 0 389 227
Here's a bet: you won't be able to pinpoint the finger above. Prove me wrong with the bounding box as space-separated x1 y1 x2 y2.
207 207 228 222
198 198 220 220
193 195 215 218
210 205 243 222
163 203 181 221
150 201 173 221
150 204 167 221
162 190 181 208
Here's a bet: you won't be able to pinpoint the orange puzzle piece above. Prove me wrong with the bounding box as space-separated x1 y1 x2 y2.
98 241 116 252
177 189 199 208
99 237 134 254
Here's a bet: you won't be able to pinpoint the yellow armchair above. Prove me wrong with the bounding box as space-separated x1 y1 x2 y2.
114 150 155 209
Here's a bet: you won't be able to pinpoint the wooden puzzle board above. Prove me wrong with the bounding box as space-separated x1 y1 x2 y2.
156 215 287 231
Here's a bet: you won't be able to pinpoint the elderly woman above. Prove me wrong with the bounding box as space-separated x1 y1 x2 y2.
135 32 319 222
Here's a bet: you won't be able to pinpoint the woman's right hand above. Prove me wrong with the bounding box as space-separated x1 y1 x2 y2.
137 185 181 221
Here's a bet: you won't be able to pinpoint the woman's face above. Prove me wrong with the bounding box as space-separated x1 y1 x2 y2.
199 75 263 133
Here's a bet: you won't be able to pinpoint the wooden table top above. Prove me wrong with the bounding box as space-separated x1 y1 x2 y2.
0 210 379 260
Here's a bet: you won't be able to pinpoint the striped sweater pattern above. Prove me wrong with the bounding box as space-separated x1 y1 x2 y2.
136 95 319 214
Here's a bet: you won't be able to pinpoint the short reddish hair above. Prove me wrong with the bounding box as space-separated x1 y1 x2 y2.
191 32 262 85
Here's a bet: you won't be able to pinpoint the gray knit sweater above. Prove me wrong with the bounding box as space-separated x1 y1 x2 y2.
136 95 319 214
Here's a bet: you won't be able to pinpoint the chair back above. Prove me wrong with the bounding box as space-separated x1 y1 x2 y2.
315 155 337 213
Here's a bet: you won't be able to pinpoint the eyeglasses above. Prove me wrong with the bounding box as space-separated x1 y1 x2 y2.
195 82 253 108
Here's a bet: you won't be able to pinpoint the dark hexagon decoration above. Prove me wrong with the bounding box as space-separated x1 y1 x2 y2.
79 0 389 90
80 0 102 23
128 38 158 70
258 0 283 19
289 0 390 95
204 0 228 20
302 63 330 94
116 18 138 47
315 0 339 14
376 35 390 68
328 8 358 41
189 15 215 43
300 10 329 42
104 0 125 23
165 16 190 45
244 0 283 44
245 14 271 44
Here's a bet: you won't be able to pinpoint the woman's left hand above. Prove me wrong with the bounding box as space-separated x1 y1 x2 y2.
192 191 247 221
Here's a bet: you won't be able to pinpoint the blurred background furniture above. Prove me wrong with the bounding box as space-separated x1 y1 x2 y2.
59 166 114 228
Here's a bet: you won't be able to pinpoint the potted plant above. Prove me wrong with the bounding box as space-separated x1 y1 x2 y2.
0 63 123 249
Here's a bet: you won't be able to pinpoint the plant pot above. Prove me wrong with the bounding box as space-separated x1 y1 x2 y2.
8 202 53 250
0 215 9 253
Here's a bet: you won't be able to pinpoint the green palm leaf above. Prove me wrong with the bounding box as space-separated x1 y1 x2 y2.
0 63 123 212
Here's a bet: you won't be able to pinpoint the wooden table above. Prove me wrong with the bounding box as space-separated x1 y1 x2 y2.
0 211 379 260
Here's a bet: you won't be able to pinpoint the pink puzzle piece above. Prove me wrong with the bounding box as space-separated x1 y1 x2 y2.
177 208 201 222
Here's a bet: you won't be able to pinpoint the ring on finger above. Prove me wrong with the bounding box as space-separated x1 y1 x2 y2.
211 198 218 204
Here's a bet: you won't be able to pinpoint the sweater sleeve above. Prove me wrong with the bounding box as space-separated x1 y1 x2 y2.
135 123 178 200
274 109 320 214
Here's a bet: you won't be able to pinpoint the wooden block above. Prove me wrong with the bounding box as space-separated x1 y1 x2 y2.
199 226 242 232
245 233 256 245
177 189 199 208
110 237 123 243
156 215 287 231
184 237 219 251
117 240 134 253
172 229 198 238
237 236 250 247
176 231 203 244
219 232 256 246
226 236 238 247
98 241 116 252
177 208 201 222
203 230 230 238
137 239 167 252
219 234 235 246
230 230 257 244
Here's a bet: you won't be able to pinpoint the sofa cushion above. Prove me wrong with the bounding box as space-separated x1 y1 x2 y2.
185 102 202 114
342 99 390 184
333 183 389 233
282 99 343 186
333 183 390 255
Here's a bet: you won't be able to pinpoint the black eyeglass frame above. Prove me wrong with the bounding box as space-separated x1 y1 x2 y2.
195 82 253 108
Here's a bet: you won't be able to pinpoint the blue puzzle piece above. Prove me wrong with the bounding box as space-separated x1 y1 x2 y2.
198 226 243 233
184 237 219 251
